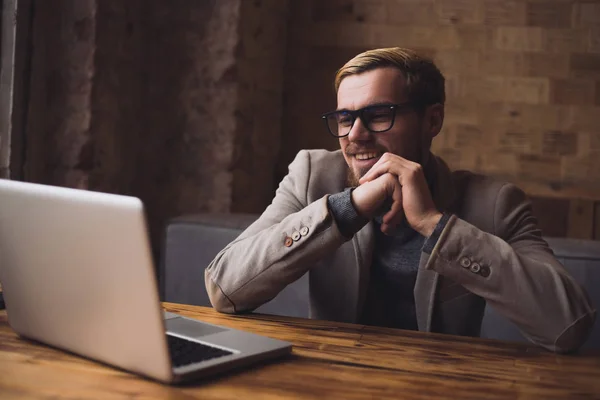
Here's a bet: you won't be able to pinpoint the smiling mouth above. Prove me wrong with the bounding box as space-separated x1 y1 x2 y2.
354 152 380 161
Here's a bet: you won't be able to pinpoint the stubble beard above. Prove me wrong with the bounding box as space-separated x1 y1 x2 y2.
344 141 389 188
346 166 365 188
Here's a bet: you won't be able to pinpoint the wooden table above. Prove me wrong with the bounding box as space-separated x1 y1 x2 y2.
1 303 599 399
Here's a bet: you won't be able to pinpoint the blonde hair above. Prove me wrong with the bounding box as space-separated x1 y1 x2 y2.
334 47 445 107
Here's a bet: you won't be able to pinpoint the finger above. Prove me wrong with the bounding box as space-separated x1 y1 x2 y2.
383 201 404 225
359 160 396 183
381 180 404 234
382 180 403 222
358 153 397 183
358 157 388 183
360 154 416 184
374 162 424 191
382 205 404 235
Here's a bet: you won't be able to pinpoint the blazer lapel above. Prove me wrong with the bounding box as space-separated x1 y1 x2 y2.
352 221 374 322
415 252 439 331
414 154 457 331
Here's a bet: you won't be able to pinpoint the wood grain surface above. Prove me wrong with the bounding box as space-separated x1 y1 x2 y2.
1 302 599 399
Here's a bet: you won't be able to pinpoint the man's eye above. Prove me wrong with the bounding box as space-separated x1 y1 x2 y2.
368 111 391 121
337 114 353 126
371 113 389 120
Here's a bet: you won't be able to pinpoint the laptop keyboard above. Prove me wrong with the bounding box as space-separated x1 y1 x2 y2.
167 334 233 368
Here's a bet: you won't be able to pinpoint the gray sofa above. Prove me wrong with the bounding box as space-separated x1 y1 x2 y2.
161 214 600 350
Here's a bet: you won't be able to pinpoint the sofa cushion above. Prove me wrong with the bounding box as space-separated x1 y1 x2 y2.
163 214 599 349
480 237 600 350
162 213 308 318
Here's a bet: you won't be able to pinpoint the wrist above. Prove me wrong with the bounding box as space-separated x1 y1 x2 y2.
350 184 374 219
418 212 443 237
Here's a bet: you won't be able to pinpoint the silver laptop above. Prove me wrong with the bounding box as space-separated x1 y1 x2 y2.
0 179 291 384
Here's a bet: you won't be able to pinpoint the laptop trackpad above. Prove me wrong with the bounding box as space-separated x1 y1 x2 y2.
166 317 227 338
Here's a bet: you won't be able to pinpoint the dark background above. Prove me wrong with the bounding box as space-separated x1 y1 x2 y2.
1 0 599 253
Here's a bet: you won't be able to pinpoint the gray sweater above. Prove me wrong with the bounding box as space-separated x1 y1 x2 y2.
327 188 450 329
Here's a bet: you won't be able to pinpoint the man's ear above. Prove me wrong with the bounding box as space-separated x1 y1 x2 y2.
426 103 444 139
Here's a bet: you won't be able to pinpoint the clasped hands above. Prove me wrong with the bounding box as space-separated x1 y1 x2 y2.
351 153 442 237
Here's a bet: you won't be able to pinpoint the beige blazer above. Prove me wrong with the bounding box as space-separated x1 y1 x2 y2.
206 149 595 353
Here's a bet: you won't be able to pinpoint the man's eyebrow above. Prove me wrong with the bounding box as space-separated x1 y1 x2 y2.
335 101 396 112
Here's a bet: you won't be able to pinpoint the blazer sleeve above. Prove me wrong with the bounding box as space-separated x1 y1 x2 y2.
204 150 349 314
425 183 596 353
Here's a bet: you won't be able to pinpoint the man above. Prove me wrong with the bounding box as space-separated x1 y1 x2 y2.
205 47 595 353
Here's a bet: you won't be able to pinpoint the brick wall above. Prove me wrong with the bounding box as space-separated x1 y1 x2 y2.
280 0 600 239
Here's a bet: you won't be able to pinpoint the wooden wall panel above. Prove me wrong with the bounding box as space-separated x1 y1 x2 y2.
567 199 595 239
530 196 570 238
595 202 600 240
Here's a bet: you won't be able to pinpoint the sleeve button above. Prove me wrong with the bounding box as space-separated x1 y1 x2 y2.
300 226 309 236
284 237 294 247
470 263 481 274
479 265 490 277
460 257 471 269
292 231 301 241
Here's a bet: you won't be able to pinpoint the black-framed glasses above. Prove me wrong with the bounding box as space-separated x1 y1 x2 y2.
321 102 415 138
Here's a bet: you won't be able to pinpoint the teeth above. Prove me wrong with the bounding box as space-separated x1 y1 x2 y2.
355 152 378 160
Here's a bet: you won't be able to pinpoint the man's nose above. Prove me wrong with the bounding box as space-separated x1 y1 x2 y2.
347 117 371 142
